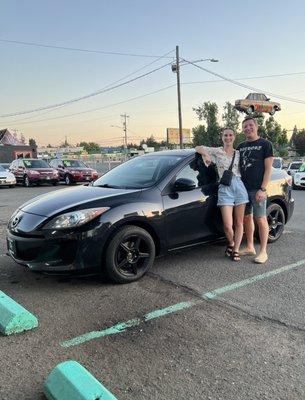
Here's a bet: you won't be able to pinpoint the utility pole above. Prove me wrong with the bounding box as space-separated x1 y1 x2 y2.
120 114 129 160
174 45 183 149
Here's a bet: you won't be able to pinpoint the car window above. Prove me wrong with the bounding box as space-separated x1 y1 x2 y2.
291 162 302 170
176 163 200 187
176 156 218 188
299 163 305 172
94 155 184 189
23 160 50 168
246 94 253 100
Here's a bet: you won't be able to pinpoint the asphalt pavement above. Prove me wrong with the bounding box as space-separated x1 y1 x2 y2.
0 185 305 399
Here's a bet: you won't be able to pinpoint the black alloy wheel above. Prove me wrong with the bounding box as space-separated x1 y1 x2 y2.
267 203 285 243
105 225 155 283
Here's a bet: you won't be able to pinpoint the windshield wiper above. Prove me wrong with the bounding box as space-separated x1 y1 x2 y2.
97 184 124 188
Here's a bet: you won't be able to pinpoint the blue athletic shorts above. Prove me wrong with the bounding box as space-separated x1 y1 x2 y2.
245 189 267 217
217 176 249 207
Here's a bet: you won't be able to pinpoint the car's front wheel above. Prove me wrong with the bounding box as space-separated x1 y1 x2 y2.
269 107 276 116
267 203 285 243
65 174 72 185
246 106 254 115
23 175 30 187
105 225 155 283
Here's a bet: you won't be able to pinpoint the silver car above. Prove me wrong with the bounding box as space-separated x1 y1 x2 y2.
0 164 16 188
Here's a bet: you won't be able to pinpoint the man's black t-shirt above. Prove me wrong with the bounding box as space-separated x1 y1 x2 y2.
237 138 273 190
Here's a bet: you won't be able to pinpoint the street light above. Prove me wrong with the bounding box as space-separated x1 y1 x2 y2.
171 47 219 148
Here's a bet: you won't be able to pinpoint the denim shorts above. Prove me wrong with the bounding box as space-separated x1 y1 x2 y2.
245 189 267 217
217 176 249 207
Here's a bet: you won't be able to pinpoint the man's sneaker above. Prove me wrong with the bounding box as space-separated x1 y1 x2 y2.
254 252 268 264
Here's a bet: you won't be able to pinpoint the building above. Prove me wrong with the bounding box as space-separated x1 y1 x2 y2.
0 129 37 162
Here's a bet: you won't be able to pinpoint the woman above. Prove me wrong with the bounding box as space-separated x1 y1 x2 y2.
195 128 248 261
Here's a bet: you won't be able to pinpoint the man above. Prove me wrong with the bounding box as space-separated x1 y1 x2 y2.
237 116 274 264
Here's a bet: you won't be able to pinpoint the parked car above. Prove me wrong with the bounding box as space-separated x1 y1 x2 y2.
0 163 12 171
7 150 294 283
49 159 98 185
272 157 283 169
9 158 59 187
286 161 303 178
293 163 305 189
0 164 16 188
235 93 281 115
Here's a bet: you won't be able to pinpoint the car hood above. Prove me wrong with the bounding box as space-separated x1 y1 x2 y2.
29 168 55 173
19 185 142 217
0 171 15 179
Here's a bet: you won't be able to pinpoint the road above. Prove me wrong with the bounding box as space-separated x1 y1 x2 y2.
0 185 305 399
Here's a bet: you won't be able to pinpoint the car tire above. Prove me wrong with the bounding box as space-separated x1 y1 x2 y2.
246 106 254 115
105 225 155 283
23 175 30 187
269 107 276 116
65 174 72 185
267 203 285 243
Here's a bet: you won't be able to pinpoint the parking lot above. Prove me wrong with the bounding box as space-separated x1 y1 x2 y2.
1 185 305 399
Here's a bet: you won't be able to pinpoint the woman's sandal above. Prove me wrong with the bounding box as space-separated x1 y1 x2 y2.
225 245 234 258
230 251 241 262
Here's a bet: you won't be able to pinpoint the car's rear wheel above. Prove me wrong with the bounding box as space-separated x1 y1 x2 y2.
246 106 254 115
105 225 155 283
267 203 285 243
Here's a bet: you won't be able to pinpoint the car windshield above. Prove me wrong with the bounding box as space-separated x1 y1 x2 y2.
94 154 184 189
23 160 50 168
299 163 305 172
0 166 5 172
291 162 302 170
63 160 87 167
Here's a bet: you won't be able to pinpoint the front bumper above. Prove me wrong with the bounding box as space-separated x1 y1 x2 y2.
0 179 16 186
6 225 109 273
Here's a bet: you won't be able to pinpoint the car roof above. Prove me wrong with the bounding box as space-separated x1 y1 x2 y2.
141 149 195 157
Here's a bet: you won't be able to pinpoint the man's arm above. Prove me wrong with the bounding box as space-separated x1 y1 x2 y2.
256 156 274 201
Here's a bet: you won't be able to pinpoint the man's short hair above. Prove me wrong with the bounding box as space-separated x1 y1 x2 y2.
242 116 258 127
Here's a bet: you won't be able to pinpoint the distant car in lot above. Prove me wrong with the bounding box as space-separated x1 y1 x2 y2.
286 161 303 178
6 150 294 283
235 93 281 115
293 163 305 189
0 163 12 171
0 164 16 188
49 159 98 185
9 159 59 187
272 157 283 169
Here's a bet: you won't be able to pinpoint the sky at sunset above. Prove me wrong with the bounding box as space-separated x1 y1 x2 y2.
1 0 305 147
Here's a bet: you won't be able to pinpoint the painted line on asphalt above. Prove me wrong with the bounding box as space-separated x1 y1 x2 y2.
60 258 305 348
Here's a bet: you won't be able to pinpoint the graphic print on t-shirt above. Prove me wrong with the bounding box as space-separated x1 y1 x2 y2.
240 145 263 171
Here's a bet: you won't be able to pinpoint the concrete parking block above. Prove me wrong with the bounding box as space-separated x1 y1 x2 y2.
44 360 117 400
0 290 38 335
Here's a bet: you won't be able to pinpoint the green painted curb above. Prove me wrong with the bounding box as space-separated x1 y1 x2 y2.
44 360 118 400
0 290 38 335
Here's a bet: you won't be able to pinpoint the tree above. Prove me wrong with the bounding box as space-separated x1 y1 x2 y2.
222 102 240 132
78 141 101 154
293 130 305 156
192 102 221 146
29 138 37 147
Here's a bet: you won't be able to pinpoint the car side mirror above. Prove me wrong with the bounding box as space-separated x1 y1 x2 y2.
173 178 196 191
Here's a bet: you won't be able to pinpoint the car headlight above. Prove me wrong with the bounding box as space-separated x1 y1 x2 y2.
43 207 110 230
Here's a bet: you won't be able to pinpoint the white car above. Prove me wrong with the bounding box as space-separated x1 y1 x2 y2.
0 164 16 188
293 163 305 189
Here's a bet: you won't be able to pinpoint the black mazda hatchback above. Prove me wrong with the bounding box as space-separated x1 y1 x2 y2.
7 150 294 283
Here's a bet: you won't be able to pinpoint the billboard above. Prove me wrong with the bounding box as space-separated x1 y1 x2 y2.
167 128 191 144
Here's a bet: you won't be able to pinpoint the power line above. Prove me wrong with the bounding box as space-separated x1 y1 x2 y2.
7 84 176 126
0 38 175 58
183 58 305 106
0 62 172 118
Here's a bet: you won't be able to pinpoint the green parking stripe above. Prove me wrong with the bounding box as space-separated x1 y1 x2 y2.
60 258 305 348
